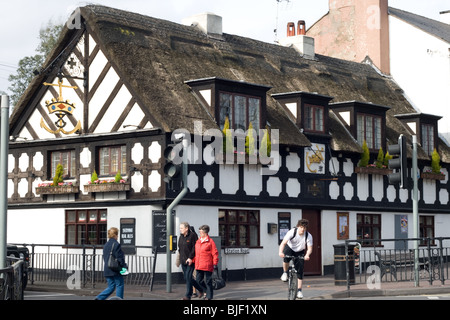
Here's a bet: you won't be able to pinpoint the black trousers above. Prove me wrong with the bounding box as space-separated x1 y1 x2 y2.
283 246 306 279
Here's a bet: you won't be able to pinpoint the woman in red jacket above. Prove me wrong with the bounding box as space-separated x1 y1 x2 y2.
194 224 219 300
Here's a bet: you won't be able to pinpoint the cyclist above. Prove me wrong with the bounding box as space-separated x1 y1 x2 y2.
278 219 313 299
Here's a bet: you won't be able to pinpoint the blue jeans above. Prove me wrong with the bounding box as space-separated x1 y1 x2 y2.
196 270 213 299
182 263 203 298
96 275 124 300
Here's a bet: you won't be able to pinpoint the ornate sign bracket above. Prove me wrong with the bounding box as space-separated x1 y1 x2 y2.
41 76 81 135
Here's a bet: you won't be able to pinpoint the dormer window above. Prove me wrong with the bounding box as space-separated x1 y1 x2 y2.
421 124 435 155
219 92 260 130
305 104 324 133
185 77 270 130
394 113 441 156
357 113 382 150
330 101 390 152
271 91 333 135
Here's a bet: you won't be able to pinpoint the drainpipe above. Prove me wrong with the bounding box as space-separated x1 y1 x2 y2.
166 135 188 293
0 96 9 269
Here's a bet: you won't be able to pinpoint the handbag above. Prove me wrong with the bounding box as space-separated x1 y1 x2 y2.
107 243 121 272
211 267 226 290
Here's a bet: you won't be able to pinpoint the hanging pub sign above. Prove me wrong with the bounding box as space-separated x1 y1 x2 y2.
41 77 81 135
304 143 326 174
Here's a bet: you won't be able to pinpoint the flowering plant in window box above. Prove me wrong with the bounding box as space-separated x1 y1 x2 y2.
36 181 79 194
421 150 445 180
35 164 79 194
355 143 392 175
84 171 130 192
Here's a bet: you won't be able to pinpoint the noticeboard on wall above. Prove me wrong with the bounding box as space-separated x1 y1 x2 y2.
152 210 175 253
120 218 136 254
337 212 349 240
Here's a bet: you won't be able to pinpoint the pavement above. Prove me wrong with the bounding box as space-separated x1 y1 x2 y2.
25 274 450 300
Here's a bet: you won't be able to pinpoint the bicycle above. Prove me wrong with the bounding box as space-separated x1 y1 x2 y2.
284 255 304 300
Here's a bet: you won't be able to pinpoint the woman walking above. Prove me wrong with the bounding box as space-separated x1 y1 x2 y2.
95 227 128 300
194 225 219 300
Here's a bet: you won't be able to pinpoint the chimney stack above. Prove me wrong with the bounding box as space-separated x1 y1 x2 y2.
280 21 315 59
182 12 223 35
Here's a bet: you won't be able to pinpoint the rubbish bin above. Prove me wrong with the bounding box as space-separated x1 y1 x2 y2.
333 244 355 286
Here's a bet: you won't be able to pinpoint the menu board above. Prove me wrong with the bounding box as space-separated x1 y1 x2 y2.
152 210 175 253
120 218 136 254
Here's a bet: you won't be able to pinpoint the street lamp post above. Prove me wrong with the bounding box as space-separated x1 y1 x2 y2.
0 95 10 269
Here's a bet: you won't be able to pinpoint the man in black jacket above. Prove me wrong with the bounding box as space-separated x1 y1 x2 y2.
178 222 203 300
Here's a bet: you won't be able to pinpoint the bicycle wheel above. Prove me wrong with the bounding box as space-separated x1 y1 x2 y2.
287 270 298 300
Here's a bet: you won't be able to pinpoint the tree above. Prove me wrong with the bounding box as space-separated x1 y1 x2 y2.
431 149 441 174
358 140 370 167
53 164 64 186
245 122 256 155
222 116 233 154
375 148 384 168
8 21 63 107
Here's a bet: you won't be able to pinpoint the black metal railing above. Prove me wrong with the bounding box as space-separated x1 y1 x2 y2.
12 243 157 291
0 257 24 300
344 237 450 290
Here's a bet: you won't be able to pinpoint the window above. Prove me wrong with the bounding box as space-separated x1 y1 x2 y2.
419 215 435 246
219 92 260 131
65 209 107 245
357 114 382 150
304 104 324 133
421 124 435 156
51 150 76 179
99 145 127 176
219 209 260 247
357 214 381 246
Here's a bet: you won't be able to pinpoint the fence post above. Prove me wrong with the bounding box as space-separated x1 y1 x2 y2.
438 238 445 285
427 238 433 285
30 244 35 285
345 241 350 291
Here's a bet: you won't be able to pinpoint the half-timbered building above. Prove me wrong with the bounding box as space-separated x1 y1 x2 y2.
6 5 450 280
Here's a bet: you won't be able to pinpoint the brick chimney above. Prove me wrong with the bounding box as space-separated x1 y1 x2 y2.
307 0 390 74
279 21 315 60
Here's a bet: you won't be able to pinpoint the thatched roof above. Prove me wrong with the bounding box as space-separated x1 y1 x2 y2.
10 5 450 162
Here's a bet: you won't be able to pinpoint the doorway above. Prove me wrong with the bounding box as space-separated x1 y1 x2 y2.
302 209 322 275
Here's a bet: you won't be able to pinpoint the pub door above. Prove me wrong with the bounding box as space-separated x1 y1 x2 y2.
302 209 322 275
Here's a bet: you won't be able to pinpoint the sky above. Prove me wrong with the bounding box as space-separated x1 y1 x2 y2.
0 0 449 95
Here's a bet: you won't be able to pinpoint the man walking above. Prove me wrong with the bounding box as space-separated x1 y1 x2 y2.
178 222 203 300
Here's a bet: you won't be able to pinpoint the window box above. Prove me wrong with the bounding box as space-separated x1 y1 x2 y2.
36 185 79 195
421 172 445 180
84 183 131 193
215 152 272 165
355 166 392 175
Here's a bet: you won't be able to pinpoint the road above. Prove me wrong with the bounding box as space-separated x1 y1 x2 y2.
343 293 450 300
25 290 450 300
24 291 154 300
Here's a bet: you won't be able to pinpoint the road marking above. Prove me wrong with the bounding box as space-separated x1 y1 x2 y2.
427 296 439 300
25 293 75 298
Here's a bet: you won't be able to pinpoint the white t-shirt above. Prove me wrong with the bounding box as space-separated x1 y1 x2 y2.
284 228 313 252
